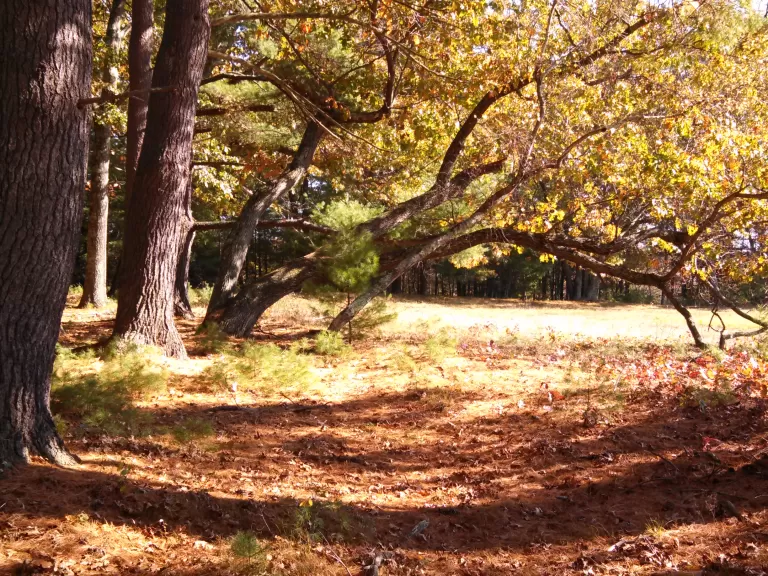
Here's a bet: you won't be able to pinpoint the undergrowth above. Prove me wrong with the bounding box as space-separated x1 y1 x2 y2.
198 322 231 354
230 531 268 574
171 417 215 443
314 330 352 357
51 342 168 435
390 344 418 372
189 283 213 308
202 342 314 394
423 328 458 363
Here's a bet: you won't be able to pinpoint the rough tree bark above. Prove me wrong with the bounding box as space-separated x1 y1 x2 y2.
205 121 323 317
79 0 126 308
109 0 153 297
113 0 210 358
125 0 153 204
0 0 92 466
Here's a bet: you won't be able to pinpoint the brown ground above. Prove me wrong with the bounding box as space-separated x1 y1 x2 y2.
2 296 768 575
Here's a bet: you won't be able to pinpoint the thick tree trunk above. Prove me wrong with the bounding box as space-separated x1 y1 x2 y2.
0 0 92 466
113 0 210 358
125 0 153 204
110 0 154 298
585 273 600 301
79 0 126 308
574 268 583 300
206 121 323 317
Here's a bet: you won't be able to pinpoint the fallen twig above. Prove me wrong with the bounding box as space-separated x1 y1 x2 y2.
322 535 352 576
646 448 679 473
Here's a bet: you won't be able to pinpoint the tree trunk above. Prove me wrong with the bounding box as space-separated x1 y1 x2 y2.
662 286 706 349
574 268 583 300
110 0 154 298
174 182 195 319
125 0 153 205
586 273 600 301
80 0 126 308
174 229 196 318
113 0 210 358
418 265 428 296
79 122 112 307
206 121 323 317
0 0 92 466
214 254 320 336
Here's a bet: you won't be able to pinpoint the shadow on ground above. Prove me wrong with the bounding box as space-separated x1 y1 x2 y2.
4 391 768 560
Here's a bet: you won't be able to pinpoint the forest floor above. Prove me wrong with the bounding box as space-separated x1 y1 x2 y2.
3 295 768 575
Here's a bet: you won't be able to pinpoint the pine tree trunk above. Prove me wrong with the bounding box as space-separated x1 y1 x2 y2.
206 122 323 317
574 268 583 300
586 273 600 301
109 0 153 298
79 0 125 308
113 0 210 358
80 122 111 307
0 0 92 467
125 0 153 204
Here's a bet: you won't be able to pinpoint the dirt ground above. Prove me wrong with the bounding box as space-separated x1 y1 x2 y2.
2 296 768 575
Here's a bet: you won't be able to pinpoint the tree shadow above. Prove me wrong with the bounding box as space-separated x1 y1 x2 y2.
4 389 768 561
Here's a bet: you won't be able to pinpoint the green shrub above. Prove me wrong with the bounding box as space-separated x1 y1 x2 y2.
202 342 314 395
201 361 234 393
390 345 418 372
610 288 654 304
197 322 231 354
680 383 737 411
171 417 215 443
315 330 352 357
238 342 313 392
288 498 368 544
424 329 458 363
51 343 168 435
352 296 397 339
230 531 267 573
189 283 213 308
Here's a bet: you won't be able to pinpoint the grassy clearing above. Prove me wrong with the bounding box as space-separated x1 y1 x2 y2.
5 298 768 575
386 297 759 345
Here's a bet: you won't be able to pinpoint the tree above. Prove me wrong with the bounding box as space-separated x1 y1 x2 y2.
200 0 401 320
125 0 154 204
0 0 92 466
206 0 768 350
113 0 210 358
109 0 154 298
79 0 127 308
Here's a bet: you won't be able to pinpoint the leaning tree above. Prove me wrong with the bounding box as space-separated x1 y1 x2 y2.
206 0 768 348
201 0 405 320
0 0 92 466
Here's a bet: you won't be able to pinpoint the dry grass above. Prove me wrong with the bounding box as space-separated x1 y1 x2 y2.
386 296 758 345
3 296 768 575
